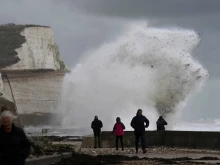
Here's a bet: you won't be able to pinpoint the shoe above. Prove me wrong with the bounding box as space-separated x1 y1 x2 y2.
142 149 147 154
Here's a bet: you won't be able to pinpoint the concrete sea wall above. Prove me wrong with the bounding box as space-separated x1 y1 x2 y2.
82 131 220 150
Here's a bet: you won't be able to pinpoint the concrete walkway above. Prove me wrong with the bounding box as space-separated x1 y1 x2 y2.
80 147 220 164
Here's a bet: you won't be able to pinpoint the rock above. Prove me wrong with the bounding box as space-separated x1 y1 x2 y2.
91 151 97 156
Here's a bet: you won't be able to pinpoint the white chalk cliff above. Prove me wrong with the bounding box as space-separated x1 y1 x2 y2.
3 26 65 70
0 24 67 125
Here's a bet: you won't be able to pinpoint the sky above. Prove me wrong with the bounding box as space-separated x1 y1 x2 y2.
0 0 219 120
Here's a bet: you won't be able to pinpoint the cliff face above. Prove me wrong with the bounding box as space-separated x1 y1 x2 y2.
2 71 64 114
0 24 66 70
0 24 67 126
1 70 65 126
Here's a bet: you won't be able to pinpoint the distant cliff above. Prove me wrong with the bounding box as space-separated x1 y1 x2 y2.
0 23 66 70
0 24 67 126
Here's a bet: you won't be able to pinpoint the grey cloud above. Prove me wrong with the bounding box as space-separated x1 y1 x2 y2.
70 0 220 19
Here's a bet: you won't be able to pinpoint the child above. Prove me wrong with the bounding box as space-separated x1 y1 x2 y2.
112 117 125 150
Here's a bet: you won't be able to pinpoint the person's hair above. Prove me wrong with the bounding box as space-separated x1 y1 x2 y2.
1 105 9 113
116 117 121 122
136 109 143 116
0 110 17 121
138 109 142 112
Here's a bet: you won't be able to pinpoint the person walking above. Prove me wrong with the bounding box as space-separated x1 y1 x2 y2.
130 109 149 154
112 117 125 151
0 110 31 165
91 115 103 148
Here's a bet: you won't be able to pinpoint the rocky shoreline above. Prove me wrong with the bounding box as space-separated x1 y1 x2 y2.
28 136 79 159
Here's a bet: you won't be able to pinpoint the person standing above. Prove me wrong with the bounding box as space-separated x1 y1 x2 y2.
0 110 31 165
112 117 125 151
156 116 168 131
130 109 149 154
91 115 103 148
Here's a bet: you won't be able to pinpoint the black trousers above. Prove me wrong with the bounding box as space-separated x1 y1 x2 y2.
115 136 124 150
134 132 146 151
94 132 101 148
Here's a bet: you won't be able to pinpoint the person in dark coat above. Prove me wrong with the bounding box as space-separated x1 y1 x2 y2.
0 110 31 165
156 116 167 131
91 115 103 148
130 109 149 154
112 117 125 151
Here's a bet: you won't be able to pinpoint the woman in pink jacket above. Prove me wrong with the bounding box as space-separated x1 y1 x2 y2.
112 117 125 150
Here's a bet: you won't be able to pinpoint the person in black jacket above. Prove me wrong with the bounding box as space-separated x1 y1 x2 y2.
0 110 31 165
130 109 149 154
91 116 103 148
156 116 167 131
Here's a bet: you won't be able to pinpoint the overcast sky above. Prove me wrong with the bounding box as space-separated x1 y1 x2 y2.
0 0 219 120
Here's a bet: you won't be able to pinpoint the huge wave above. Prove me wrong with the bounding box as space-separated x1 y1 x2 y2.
59 22 208 132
